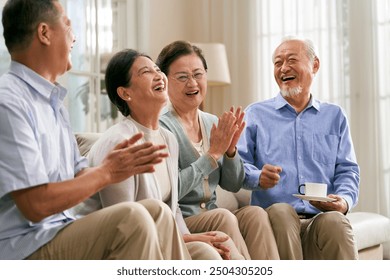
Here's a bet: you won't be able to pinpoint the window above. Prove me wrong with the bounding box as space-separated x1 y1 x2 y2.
63 0 139 133
63 0 117 133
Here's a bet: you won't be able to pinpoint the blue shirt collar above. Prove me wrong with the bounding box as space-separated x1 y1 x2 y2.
274 92 321 112
9 61 67 102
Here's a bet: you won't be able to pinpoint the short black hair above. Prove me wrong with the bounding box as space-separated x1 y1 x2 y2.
105 49 151 117
2 0 60 52
156 40 207 76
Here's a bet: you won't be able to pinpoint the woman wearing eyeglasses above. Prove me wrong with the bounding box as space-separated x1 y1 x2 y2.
157 41 279 260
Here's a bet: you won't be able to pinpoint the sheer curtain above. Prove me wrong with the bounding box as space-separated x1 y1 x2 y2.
255 0 349 109
200 0 349 125
199 0 260 117
375 0 390 216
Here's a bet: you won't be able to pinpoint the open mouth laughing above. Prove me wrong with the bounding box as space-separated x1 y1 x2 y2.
186 90 199 96
281 75 296 82
153 82 166 92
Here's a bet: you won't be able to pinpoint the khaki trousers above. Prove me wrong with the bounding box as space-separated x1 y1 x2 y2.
266 203 358 260
27 199 191 260
185 206 279 260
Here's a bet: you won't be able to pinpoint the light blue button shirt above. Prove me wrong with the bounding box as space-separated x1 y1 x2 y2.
0 62 88 259
237 93 360 214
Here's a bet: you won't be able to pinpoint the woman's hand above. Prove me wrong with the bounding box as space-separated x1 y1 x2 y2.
208 109 238 161
183 232 231 260
226 106 245 157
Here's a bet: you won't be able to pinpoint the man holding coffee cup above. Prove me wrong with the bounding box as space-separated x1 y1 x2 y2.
237 36 360 260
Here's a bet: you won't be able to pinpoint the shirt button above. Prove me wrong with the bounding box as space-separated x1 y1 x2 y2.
200 202 206 209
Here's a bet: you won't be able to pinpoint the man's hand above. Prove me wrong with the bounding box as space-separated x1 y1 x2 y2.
259 164 282 189
101 132 169 185
309 194 349 214
11 132 168 222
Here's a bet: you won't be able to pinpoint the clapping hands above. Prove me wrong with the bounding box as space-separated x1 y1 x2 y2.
208 106 245 160
227 106 246 156
102 132 169 184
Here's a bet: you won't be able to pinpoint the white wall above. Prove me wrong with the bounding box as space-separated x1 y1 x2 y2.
138 0 205 60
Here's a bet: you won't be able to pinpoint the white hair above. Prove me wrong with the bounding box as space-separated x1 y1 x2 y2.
272 36 318 64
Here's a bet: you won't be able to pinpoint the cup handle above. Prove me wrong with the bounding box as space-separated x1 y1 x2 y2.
298 184 305 195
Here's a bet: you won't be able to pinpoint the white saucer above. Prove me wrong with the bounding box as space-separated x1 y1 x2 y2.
293 194 336 202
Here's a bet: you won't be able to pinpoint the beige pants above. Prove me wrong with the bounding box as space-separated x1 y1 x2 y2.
266 203 358 260
27 199 191 260
185 206 279 260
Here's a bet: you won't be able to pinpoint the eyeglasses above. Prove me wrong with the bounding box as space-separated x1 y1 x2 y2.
171 71 206 83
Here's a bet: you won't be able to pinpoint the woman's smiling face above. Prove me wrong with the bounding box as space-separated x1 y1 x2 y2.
167 53 207 111
125 56 168 109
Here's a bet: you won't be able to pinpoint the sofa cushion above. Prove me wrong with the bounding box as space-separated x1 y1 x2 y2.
216 187 251 210
75 133 101 156
215 186 239 211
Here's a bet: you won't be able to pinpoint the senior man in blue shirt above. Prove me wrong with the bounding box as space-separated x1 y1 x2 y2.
237 36 360 260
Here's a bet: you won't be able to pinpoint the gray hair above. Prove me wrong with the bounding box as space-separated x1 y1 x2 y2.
272 36 318 64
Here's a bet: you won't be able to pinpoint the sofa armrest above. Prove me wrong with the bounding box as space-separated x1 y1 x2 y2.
347 212 390 252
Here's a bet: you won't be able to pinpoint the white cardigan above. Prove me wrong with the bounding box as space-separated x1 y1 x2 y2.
76 116 189 235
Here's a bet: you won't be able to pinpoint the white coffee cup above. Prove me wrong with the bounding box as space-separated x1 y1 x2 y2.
298 182 327 197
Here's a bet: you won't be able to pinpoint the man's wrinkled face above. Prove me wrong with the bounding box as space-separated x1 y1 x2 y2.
273 40 319 97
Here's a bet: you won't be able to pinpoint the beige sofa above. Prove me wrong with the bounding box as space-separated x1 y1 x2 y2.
76 132 390 260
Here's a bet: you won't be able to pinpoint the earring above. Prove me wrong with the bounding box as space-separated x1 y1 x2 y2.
127 97 131 101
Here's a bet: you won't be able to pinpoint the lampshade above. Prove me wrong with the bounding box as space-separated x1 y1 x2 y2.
193 43 231 86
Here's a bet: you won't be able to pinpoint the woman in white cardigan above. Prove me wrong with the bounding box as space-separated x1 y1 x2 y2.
78 49 244 260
